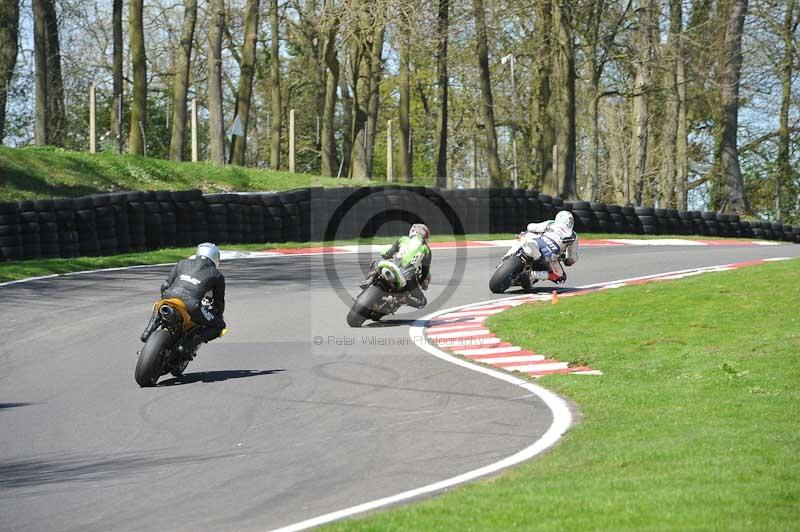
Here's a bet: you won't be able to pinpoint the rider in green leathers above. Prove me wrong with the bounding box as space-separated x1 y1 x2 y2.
360 223 432 308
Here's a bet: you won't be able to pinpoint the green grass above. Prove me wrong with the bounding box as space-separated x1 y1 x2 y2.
0 146 428 201
321 259 800 531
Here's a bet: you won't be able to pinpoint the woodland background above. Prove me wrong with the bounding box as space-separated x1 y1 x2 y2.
0 0 797 220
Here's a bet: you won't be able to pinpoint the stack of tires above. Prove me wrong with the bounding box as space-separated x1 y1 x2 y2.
676 211 694 235
32 200 60 258
279 190 303 242
537 194 556 225
126 192 147 252
107 193 131 254
18 201 41 259
605 204 627 233
621 205 641 234
172 189 206 247
262 193 287 242
205 194 229 244
699 212 717 236
0 202 23 262
635 207 659 234
564 201 595 232
90 194 118 255
54 198 79 258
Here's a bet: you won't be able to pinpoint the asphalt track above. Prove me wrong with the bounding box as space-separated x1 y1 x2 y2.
1 242 799 532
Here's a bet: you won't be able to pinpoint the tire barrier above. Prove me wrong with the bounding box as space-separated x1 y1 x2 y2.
0 187 797 262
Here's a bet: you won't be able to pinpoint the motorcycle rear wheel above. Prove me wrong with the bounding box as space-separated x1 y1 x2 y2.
489 256 524 294
135 329 171 387
347 285 386 327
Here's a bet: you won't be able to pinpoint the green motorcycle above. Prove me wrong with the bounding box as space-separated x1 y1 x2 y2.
347 236 429 327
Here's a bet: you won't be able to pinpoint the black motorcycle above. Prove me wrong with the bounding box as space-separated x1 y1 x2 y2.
347 259 417 327
135 298 209 387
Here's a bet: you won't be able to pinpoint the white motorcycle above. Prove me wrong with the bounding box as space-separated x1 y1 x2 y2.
489 232 568 294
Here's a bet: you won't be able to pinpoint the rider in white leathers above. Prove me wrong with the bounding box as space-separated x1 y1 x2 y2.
523 210 579 283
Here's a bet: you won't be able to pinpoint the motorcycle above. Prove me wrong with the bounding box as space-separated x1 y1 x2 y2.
489 232 567 294
347 258 419 327
135 297 223 387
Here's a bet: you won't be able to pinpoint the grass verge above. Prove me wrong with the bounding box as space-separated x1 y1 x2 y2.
0 233 771 284
322 259 800 530
0 146 428 201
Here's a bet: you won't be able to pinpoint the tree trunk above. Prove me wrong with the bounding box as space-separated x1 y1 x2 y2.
207 0 225 164
169 0 198 161
553 0 577 199
0 0 19 144
320 4 339 177
714 0 750 213
662 0 682 208
231 0 260 166
110 0 123 152
269 0 281 170
630 0 654 205
339 73 353 177
776 0 795 222
398 30 412 182
349 41 370 179
471 0 502 186
128 0 147 155
33 0 48 146
365 26 384 178
531 0 553 192
434 0 450 185
43 0 64 147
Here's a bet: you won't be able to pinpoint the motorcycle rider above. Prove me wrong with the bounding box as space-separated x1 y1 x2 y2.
140 242 227 355
360 223 432 309
523 210 579 284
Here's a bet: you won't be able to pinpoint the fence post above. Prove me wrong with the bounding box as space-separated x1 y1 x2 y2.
89 83 96 153
289 109 296 173
386 120 393 182
191 98 198 162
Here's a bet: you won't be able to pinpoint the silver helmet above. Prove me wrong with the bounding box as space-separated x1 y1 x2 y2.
195 242 221 267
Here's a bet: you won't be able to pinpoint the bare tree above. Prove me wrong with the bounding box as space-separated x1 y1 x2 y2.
775 0 797 221
320 0 340 176
169 0 198 161
0 0 19 144
630 0 656 205
33 0 48 145
128 0 147 155
208 0 225 164
553 0 577 199
471 0 502 186
398 13 412 181
531 0 553 192
110 0 123 153
713 0 750 213
43 0 64 146
662 0 683 208
435 0 449 185
231 0 261 166
270 0 281 170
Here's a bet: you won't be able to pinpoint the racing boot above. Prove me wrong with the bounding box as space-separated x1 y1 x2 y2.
140 312 158 343
359 270 378 289
405 289 427 309
529 270 550 285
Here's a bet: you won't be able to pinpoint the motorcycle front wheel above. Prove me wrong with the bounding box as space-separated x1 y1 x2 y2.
489 256 524 294
135 329 172 387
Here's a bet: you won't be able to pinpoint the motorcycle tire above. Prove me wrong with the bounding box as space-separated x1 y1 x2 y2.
135 329 171 387
347 285 385 327
490 256 524 294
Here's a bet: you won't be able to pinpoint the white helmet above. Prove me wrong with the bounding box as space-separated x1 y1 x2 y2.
409 223 430 241
195 242 221 267
555 211 574 230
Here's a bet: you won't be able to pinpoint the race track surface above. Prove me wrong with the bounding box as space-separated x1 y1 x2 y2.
1 243 798 532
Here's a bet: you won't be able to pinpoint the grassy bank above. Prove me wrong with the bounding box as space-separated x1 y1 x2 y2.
0 146 413 201
323 259 800 530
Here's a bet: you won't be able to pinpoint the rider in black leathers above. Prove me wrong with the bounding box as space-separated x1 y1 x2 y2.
140 243 226 352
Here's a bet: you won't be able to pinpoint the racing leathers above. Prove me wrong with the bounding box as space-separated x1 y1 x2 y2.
362 235 432 308
523 220 579 282
140 256 227 347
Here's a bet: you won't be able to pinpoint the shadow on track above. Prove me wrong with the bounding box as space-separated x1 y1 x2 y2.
158 369 285 386
0 402 35 410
